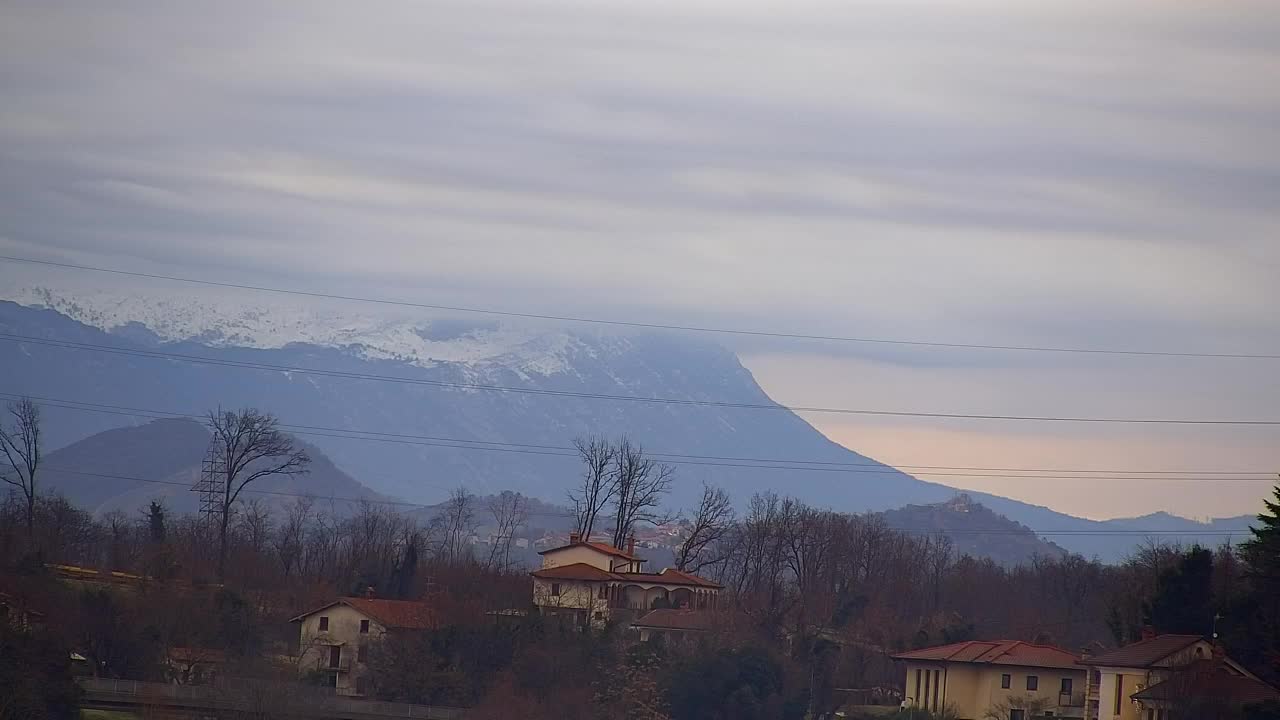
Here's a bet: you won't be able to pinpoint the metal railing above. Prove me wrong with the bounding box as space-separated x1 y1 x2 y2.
78 677 464 719
1058 691 1087 707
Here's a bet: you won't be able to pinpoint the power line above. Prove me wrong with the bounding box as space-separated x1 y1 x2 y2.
8 392 1278 482
3 253 1277 361
5 333 1280 426
36 467 1254 537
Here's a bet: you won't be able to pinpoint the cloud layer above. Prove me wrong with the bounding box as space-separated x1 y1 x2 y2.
2 0 1278 518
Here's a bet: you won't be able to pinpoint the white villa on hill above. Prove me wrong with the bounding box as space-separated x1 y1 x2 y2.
530 533 721 628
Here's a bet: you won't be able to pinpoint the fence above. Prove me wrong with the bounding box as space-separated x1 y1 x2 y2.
78 677 464 719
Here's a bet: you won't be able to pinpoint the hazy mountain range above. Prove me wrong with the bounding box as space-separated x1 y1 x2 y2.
0 288 1256 561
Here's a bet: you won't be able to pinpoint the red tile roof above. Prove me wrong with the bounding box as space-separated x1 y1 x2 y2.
288 597 439 630
531 563 619 581
1078 635 1204 669
343 598 439 630
1132 666 1279 706
892 641 1080 670
538 541 643 562
529 564 722 588
622 569 723 589
632 609 714 632
168 647 227 664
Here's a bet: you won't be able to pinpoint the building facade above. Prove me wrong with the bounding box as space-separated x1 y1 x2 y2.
290 596 437 697
892 640 1087 719
1079 633 1271 720
531 533 721 628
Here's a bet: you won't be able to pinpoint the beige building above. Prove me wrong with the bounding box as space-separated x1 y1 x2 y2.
892 640 1087 719
289 596 438 696
1080 633 1272 720
531 533 721 628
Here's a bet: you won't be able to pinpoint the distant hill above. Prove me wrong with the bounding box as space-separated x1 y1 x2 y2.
41 417 384 515
880 494 1068 566
0 297 1259 561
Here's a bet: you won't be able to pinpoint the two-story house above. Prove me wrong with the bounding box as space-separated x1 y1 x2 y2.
531 533 721 628
892 640 1088 719
1079 633 1274 720
290 596 438 696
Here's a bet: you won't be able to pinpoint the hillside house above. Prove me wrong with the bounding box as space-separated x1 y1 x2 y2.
1079 632 1275 720
892 640 1087 719
290 595 438 697
166 647 226 686
0 591 45 630
531 533 721 628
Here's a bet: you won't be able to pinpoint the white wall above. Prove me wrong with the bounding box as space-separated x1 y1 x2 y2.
296 604 383 696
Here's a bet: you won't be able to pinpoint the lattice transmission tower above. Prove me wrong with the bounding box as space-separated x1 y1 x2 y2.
192 437 227 532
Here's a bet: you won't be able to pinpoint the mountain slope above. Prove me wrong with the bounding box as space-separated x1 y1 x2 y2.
0 298 1256 560
40 417 383 515
880 494 1068 566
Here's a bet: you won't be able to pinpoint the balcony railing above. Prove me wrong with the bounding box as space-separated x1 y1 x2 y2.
1059 692 1086 707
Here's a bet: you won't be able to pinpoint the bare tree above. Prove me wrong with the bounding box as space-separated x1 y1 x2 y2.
610 438 674 549
273 495 313 579
0 398 41 538
486 491 528 571
568 435 617 539
436 486 477 566
674 482 734 573
207 407 311 582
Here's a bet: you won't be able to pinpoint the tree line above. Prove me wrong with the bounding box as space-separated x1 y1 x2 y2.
2 396 1279 720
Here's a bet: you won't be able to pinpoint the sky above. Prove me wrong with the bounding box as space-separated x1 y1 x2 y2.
1 0 1278 520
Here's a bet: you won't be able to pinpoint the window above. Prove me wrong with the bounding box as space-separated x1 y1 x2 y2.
923 669 930 708
327 673 338 688
594 611 603 620
318 616 329 631
1001 674 1011 689
598 585 608 599
360 619 370 634
357 644 368 663
1114 674 1124 715
1026 675 1038 691
1060 678 1072 694
915 669 921 705
551 583 561 597
328 645 341 669
932 669 940 710
1010 710 1025 720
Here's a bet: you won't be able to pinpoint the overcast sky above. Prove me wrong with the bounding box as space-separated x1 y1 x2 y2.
2 0 1278 519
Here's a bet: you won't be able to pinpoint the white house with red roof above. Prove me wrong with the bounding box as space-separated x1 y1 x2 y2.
531 533 722 628
289 594 438 697
1078 632 1273 720
892 640 1087 719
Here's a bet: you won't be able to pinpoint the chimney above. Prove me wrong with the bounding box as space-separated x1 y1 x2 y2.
1141 625 1157 641
569 531 582 545
627 535 636 556
363 585 376 599
1212 640 1227 666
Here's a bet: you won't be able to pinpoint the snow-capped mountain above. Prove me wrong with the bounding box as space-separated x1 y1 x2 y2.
0 288 1254 562
1 283 599 377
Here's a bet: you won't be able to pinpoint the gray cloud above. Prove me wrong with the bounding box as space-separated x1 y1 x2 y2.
2 0 1278 516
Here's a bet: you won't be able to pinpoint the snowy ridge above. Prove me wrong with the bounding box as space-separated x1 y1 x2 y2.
0 283 605 376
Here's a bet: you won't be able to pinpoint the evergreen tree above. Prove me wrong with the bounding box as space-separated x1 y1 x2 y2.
1237 481 1280 683
1144 545 1214 636
1244 483 1280 585
147 501 166 543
